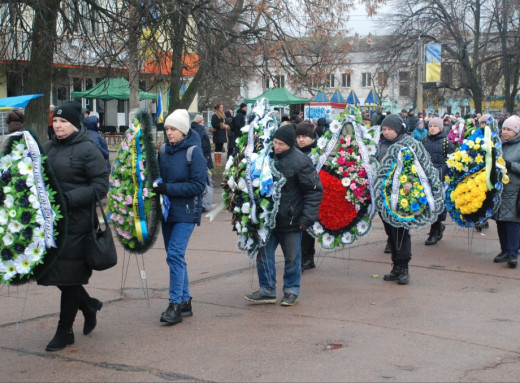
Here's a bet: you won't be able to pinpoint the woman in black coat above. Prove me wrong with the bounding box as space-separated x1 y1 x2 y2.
38 102 109 351
210 103 229 166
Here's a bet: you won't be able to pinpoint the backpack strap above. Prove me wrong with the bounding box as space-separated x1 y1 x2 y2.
186 145 196 168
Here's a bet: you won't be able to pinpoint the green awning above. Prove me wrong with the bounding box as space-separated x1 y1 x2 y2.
244 87 310 105
71 78 156 100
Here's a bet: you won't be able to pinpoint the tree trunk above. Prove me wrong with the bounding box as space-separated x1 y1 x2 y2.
24 0 60 143
127 5 141 112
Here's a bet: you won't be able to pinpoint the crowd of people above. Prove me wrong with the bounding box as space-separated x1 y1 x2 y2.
2 101 519 354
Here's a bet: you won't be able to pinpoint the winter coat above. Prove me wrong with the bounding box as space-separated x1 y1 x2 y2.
158 130 207 225
412 124 428 142
297 135 318 155
38 128 109 286
273 146 323 232
422 129 454 181
191 121 214 169
371 112 385 127
315 118 328 137
233 108 247 138
86 126 110 172
377 132 408 162
494 133 520 223
211 113 228 144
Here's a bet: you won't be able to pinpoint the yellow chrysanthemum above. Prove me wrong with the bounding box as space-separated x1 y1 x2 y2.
400 199 409 208
475 155 484 164
411 165 417 174
400 175 408 183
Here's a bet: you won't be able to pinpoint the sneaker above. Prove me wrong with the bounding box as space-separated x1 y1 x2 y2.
494 252 508 263
280 292 298 306
507 256 517 269
244 291 276 304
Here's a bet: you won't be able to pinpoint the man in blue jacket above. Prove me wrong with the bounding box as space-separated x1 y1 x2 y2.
244 124 323 306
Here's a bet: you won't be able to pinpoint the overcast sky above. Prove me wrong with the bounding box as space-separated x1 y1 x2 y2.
348 2 393 35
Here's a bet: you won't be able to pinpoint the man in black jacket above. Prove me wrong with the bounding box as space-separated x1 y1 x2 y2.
244 124 323 306
233 103 247 139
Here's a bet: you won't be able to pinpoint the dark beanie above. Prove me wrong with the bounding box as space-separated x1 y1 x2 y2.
239 102 247 109
295 122 314 138
53 102 82 128
273 124 295 147
381 114 404 133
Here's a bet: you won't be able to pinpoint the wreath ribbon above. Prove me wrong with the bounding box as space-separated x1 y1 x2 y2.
131 126 148 241
11 131 57 248
353 119 378 217
244 116 260 223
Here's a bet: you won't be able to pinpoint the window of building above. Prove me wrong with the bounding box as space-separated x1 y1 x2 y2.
399 84 410 98
275 75 285 88
264 75 270 89
328 73 335 88
377 72 388 87
361 73 372 87
139 80 147 91
399 71 410 82
73 77 82 92
342 73 351 88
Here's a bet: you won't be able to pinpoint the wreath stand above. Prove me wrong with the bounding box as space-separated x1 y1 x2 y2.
0 282 31 324
120 249 151 307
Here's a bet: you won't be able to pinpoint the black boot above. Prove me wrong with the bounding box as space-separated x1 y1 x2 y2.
160 303 182 325
383 264 401 281
81 298 103 335
45 328 74 351
436 223 446 241
302 256 316 270
181 297 193 317
398 265 410 285
425 225 438 245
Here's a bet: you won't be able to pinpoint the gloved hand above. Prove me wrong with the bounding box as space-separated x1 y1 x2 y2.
153 182 167 195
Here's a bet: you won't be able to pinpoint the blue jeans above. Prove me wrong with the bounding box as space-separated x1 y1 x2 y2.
256 231 302 296
496 221 520 259
162 222 195 304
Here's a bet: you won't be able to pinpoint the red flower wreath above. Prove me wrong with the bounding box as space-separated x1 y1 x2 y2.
318 170 358 230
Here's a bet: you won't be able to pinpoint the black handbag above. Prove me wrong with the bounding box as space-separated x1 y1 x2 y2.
85 191 117 271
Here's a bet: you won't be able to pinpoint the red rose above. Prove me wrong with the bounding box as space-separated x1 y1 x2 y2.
347 148 354 154
357 168 367 177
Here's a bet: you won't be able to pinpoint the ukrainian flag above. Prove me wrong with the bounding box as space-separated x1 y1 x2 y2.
425 44 442 82
157 88 164 123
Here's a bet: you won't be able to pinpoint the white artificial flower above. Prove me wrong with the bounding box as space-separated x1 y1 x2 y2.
341 232 353 244
3 232 14 246
252 178 260 187
321 233 335 248
8 209 17 218
312 222 324 234
356 221 369 234
241 202 251 214
0 209 8 225
365 145 377 156
25 242 44 261
240 125 250 133
14 254 32 274
35 210 45 226
329 121 341 134
0 155 14 169
29 194 40 209
25 174 34 187
341 178 350 187
0 227 4 235
237 178 248 192
310 153 320 165
235 221 242 233
227 176 237 190
8 220 22 233
245 237 254 249
317 136 328 149
4 194 14 208
33 227 45 242
18 157 34 175
2 261 17 281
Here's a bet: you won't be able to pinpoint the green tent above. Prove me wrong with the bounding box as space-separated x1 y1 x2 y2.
244 87 310 105
71 77 156 100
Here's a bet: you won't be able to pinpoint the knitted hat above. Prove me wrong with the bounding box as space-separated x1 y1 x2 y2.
53 102 82 128
164 109 190 135
429 117 444 129
479 113 493 124
294 122 314 138
6 109 24 133
273 124 295 147
502 115 520 133
239 102 247 109
381 114 405 133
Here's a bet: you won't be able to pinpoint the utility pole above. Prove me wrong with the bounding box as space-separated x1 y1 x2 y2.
416 37 424 113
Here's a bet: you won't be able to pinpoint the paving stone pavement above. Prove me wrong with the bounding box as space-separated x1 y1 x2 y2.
1 187 520 382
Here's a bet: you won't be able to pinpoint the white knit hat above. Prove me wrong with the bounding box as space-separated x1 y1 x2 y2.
503 115 520 133
164 109 190 135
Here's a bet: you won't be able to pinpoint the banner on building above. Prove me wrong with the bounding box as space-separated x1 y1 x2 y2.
157 88 164 123
425 44 442 82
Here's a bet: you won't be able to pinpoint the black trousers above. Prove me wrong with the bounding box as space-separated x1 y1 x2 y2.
301 230 315 263
57 285 90 330
381 219 411 265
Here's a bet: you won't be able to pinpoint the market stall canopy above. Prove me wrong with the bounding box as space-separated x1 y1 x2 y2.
0 94 43 110
244 87 310 105
314 90 329 102
365 88 380 104
330 89 346 104
346 89 360 105
71 78 156 100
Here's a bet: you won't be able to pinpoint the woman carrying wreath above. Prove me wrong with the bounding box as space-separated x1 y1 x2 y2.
153 109 207 325
492 115 520 268
37 102 109 351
